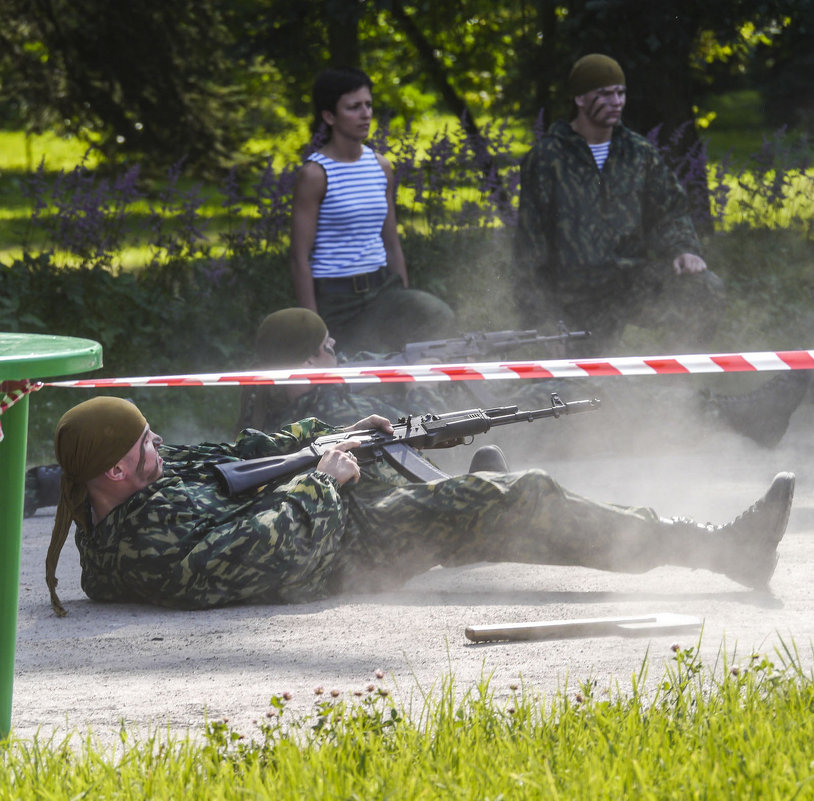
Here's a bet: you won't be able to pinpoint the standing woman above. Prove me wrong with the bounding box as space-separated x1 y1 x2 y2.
290 67 455 355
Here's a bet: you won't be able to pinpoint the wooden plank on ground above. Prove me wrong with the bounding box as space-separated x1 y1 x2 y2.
465 613 702 643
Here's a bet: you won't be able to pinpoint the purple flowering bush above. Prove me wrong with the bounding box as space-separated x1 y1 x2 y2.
2 117 813 376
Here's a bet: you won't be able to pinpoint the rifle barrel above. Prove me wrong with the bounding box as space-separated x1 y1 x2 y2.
488 397 600 427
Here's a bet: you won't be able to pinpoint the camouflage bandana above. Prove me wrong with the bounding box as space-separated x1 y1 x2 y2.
46 396 147 616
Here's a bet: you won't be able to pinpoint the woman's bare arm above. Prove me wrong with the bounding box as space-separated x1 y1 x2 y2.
290 162 327 310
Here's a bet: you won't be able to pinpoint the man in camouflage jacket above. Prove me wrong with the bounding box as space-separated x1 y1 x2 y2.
45 396 794 615
515 54 725 352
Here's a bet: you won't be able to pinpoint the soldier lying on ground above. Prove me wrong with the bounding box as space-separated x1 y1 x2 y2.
236 308 811 449
24 310 810 517
45 396 794 615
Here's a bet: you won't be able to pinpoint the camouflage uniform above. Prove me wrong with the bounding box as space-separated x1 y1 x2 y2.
75 416 691 610
516 121 725 351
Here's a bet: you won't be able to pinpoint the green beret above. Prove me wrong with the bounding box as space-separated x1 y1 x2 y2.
568 54 625 97
254 308 328 367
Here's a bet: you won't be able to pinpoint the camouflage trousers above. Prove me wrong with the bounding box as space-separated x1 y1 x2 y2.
532 262 726 356
316 271 456 355
332 469 700 594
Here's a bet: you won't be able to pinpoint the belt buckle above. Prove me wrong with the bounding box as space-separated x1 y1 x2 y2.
352 272 371 294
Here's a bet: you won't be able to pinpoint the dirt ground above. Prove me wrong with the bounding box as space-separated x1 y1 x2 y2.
10 393 814 746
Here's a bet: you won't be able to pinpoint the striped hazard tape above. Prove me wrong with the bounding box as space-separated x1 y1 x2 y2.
42 349 814 389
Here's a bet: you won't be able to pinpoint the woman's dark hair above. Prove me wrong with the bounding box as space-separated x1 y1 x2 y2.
312 67 373 135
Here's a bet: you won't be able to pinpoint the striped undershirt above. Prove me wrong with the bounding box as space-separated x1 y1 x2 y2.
588 141 611 171
307 145 389 278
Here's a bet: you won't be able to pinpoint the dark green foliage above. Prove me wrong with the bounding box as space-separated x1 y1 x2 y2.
752 3 814 130
3 0 811 174
1 254 161 364
0 0 245 169
0 251 295 376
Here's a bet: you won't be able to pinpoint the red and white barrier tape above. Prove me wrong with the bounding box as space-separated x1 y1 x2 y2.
0 379 42 441
43 349 814 389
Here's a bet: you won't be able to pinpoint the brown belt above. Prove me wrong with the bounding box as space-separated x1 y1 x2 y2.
314 267 388 295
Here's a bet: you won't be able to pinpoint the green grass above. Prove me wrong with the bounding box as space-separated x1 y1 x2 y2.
0 130 103 173
3 643 814 799
0 115 528 269
696 89 769 162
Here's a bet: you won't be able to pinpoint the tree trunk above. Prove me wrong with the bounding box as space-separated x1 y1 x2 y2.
326 0 361 67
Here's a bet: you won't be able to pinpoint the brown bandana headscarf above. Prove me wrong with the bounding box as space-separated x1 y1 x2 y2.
46 396 147 616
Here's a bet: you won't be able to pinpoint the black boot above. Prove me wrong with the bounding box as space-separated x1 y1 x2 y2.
664 471 795 589
468 445 509 473
23 464 63 518
705 371 811 447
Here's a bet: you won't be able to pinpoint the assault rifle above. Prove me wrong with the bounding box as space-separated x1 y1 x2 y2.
215 394 600 495
350 324 590 366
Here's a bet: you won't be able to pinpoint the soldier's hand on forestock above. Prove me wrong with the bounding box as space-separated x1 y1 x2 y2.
317 441 362 486
672 253 708 275
344 415 394 435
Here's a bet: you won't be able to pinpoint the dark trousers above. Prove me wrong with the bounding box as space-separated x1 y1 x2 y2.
316 270 456 355
526 263 726 357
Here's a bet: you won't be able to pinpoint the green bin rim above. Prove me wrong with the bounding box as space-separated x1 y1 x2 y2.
0 333 103 380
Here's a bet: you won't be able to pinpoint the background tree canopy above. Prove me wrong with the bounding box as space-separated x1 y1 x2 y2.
0 0 810 172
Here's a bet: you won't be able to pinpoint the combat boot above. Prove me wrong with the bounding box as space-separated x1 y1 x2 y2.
705 371 811 447
23 464 63 518
663 471 794 589
468 445 509 473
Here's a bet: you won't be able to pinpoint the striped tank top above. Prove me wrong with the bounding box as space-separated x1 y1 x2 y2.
307 146 389 278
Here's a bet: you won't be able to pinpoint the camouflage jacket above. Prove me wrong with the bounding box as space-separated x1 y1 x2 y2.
74 417 408 610
515 120 701 292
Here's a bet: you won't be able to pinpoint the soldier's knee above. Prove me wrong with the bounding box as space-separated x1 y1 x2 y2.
502 468 560 501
